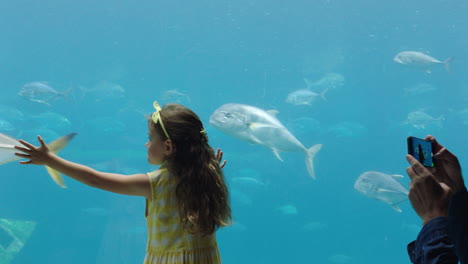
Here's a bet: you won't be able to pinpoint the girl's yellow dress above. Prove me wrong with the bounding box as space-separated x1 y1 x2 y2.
144 169 221 264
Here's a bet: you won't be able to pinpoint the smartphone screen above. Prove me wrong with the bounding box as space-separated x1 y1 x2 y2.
407 137 434 167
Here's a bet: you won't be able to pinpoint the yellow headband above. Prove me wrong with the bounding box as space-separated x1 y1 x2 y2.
152 101 171 139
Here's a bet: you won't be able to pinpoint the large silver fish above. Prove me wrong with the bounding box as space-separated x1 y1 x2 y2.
354 171 408 212
19 82 71 105
393 51 453 73
209 103 322 180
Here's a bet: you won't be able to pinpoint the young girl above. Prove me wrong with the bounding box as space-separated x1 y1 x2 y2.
14 102 232 264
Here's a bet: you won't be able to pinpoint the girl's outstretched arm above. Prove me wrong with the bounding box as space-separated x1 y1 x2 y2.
15 135 151 199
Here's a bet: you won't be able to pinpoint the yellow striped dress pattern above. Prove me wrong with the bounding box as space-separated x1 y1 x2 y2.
144 169 221 264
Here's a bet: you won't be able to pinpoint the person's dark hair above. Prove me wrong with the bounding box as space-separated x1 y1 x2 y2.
152 103 231 235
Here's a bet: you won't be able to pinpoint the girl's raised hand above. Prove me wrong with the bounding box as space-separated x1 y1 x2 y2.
14 135 52 166
215 148 227 169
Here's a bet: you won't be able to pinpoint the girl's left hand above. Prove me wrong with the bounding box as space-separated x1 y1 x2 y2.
14 136 53 166
215 148 227 169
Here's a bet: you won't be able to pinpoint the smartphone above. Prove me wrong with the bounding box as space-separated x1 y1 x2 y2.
407 136 434 167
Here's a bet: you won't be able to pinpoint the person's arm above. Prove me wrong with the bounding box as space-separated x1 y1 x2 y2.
448 188 468 264
408 217 458 264
426 135 467 263
15 136 151 198
406 154 458 263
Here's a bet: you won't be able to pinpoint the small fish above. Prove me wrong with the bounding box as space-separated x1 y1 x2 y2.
286 88 328 106
354 171 408 212
276 204 298 215
84 117 127 136
302 221 328 232
403 83 437 96
29 111 72 132
327 121 368 139
393 51 453 73
19 82 71 105
405 110 444 129
305 73 345 90
0 118 15 132
230 189 252 206
161 89 191 104
286 78 329 106
0 105 26 122
79 81 126 102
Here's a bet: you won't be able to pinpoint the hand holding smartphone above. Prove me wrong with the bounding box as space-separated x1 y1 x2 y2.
407 136 434 167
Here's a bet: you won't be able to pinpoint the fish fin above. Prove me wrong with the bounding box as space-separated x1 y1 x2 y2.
266 110 279 116
443 57 454 72
0 134 22 165
305 144 322 180
248 136 263 145
391 174 404 179
48 133 78 153
272 148 283 161
391 205 402 213
303 78 313 89
45 166 66 188
249 122 278 130
31 99 50 106
378 188 399 193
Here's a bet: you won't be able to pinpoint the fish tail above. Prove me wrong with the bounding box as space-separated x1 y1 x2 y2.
436 115 445 127
305 144 322 180
58 88 73 103
45 166 66 188
320 87 329 102
443 57 454 72
43 133 78 188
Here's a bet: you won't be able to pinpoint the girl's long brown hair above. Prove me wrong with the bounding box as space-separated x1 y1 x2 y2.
152 103 231 235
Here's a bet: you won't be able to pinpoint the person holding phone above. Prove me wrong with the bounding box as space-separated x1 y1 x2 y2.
406 135 467 264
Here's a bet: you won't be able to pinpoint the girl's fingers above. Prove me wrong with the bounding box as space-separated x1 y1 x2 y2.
19 160 32 164
38 136 47 147
220 160 227 169
15 153 30 158
18 140 36 149
14 146 31 153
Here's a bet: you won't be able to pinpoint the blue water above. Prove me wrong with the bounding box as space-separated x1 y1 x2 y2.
1 0 467 263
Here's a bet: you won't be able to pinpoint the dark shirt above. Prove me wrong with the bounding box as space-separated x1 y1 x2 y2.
407 217 458 264
448 188 468 264
408 188 468 264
